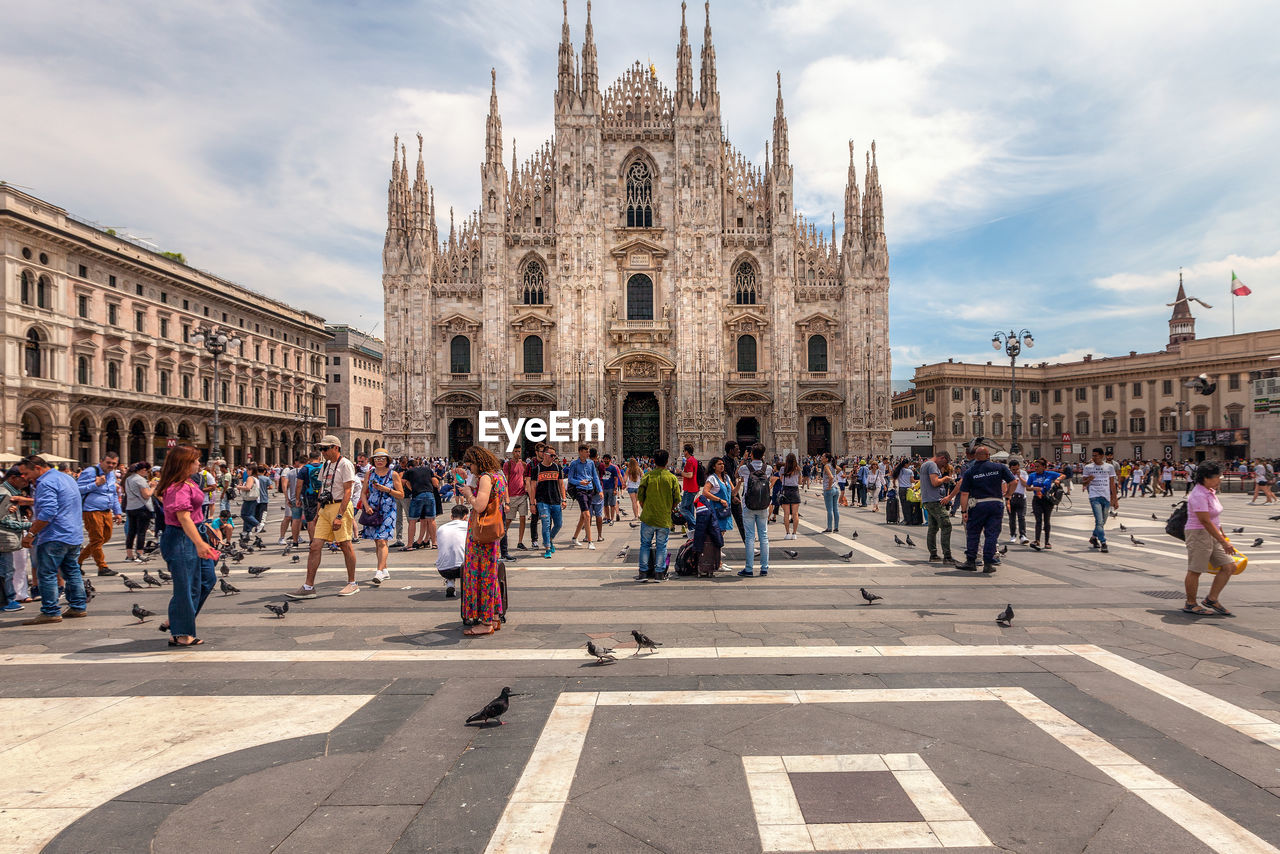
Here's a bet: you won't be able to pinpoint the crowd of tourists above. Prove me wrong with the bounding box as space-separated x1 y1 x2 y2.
2 438 1273 642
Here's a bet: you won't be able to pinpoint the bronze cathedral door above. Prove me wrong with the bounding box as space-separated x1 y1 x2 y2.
622 392 660 460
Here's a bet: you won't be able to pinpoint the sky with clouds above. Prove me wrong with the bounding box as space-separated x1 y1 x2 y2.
3 0 1277 379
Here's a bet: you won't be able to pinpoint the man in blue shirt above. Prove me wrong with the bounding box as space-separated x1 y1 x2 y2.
18 456 89 623
857 461 871 507
956 446 1016 572
76 452 123 576
566 444 602 550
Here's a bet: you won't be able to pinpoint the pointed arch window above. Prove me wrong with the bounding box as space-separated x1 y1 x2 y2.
625 160 654 227
522 259 546 305
523 335 544 374
734 261 757 305
736 334 758 373
626 274 653 321
450 335 471 374
807 335 828 372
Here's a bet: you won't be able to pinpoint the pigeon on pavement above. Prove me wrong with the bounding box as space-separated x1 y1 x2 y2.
860 587 883 605
1118 523 1127 532
247 566 270 576
218 561 229 577
131 603 155 623
219 578 241 596
292 555 300 563
629 521 640 528
142 571 164 587
996 604 1014 627
264 602 289 618
999 544 1008 555
465 687 521 726
631 629 662 655
121 575 144 591
838 550 853 561
586 641 616 663
1253 538 1265 548
1151 513 1159 521
231 553 245 564
616 544 630 561
1130 534 1145 546
893 535 906 547
783 549 799 559
157 568 172 583
905 534 917 548
849 531 858 539
253 536 265 550
1231 527 1244 534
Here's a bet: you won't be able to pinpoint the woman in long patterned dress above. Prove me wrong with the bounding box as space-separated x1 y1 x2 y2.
458 446 506 637
360 449 403 585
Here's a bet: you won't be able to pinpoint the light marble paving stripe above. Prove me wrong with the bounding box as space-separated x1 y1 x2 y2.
990 687 1278 854
0 694 374 854
1065 644 1280 749
798 519 900 565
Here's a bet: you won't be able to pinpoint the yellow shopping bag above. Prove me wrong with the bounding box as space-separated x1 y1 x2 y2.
1206 538 1248 575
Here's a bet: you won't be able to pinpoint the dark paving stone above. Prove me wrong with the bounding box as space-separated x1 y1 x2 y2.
43 800 181 854
1080 791 1214 854
551 803 662 853
382 677 446 695
274 805 419 854
327 692 429 755
125 677 396 696
790 769 923 824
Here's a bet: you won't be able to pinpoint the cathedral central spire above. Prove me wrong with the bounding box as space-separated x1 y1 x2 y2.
485 68 503 168
557 0 576 106
772 71 789 170
675 1 694 108
581 0 598 99
699 1 718 109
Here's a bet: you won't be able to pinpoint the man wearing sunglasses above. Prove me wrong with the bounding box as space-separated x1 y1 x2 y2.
288 436 360 599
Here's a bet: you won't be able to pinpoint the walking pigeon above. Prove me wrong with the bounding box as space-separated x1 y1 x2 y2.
999 544 1008 555
838 550 853 561
1130 534 1145 546
157 568 172 583
1151 513 1158 521
849 531 858 539
586 640 616 664
1118 523 1127 532
264 602 289 618
894 535 906 547
616 544 630 561
142 571 164 587
1253 538 1264 548
131 603 154 623
121 575 144 591
465 687 522 726
247 566 270 576
631 629 662 655
996 604 1014 627
292 555 300 563
783 549 798 559
904 534 916 548
1231 527 1244 534
860 587 883 605
219 561 229 577
219 578 240 596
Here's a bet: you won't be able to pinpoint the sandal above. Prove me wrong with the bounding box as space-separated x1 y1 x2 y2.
1181 603 1214 616
168 637 204 647
463 624 494 636
1202 598 1234 616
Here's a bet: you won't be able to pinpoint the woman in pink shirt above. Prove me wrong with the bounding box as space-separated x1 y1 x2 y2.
156 446 218 646
1182 462 1239 616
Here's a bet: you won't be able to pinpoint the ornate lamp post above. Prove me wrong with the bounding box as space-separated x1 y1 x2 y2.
191 326 241 462
992 329 1034 454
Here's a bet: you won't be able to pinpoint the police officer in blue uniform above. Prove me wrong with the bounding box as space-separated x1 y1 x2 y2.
956 444 1016 572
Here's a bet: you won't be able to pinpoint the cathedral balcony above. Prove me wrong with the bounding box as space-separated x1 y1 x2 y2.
727 371 768 387
722 227 770 249
511 372 553 388
445 372 481 389
608 318 672 347
799 371 839 386
505 228 556 248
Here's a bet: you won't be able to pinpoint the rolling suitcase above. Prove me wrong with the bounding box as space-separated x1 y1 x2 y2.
885 491 900 524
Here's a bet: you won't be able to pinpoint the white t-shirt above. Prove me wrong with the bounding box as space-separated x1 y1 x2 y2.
1082 462 1116 499
435 519 468 572
319 456 358 504
1011 470 1029 496
1162 465 1174 481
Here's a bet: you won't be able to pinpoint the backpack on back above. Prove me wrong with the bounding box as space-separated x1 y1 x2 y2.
1165 500 1188 541
745 464 771 511
694 459 708 488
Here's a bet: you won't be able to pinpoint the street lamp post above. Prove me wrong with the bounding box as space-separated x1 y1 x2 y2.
992 329 1035 454
191 326 241 462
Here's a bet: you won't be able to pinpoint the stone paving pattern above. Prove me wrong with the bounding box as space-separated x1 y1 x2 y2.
2 489 1279 852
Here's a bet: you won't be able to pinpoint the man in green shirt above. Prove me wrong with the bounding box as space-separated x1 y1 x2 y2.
636 448 681 582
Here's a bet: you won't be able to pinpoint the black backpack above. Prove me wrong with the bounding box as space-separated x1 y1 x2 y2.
694 459 708 488
1165 501 1188 541
674 539 699 576
745 464 771 511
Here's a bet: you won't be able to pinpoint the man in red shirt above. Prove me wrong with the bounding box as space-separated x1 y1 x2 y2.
503 448 530 550
679 443 699 533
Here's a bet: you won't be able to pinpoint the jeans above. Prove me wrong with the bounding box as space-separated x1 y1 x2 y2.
924 500 952 557
1089 496 1111 543
36 540 88 616
638 522 670 579
823 487 840 530
1007 495 1026 538
742 507 770 575
125 508 153 551
679 491 697 527
856 482 868 506
965 502 1004 564
0 550 15 603
537 502 563 548
254 501 269 529
161 524 216 638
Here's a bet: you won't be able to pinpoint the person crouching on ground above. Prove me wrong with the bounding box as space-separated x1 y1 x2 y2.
1182 462 1240 616
436 504 469 598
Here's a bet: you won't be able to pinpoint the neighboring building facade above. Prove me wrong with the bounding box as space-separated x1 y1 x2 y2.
382 2 891 462
1 185 329 466
907 285 1278 463
324 324 385 458
1251 367 1280 458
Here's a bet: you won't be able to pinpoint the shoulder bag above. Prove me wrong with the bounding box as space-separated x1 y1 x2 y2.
470 474 504 544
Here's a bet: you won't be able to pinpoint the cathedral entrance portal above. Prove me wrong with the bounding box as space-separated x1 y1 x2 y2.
735 417 760 450
622 392 660 461
806 416 831 457
447 418 474 463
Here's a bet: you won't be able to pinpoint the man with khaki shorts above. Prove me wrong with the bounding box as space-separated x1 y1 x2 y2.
288 436 360 599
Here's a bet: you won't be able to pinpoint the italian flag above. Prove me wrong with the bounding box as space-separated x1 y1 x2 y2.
1231 271 1251 297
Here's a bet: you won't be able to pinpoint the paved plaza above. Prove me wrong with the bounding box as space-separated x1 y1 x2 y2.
3 490 1280 853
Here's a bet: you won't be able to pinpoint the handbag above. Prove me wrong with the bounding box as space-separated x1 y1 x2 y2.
358 507 384 528
470 475 504 544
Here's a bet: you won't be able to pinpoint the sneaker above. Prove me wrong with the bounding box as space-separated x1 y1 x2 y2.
97 568 118 576
286 586 318 600
338 583 360 596
942 555 955 565
516 543 527 550
737 569 755 577
1007 536 1019 544
445 587 456 598
588 542 596 550
1089 536 1099 549
1019 536 1029 545
544 549 553 559
63 608 88 618
988 556 1002 566
391 541 405 549
278 538 288 545
22 613 62 624
373 569 390 583
3 601 23 612
759 570 768 576
1100 544 1109 554
929 553 941 563
956 560 979 571
550 544 557 554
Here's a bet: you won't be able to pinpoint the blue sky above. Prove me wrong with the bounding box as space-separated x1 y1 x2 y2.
3 0 1278 378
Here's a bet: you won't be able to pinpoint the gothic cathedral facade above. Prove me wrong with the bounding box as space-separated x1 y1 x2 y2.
382 2 891 462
